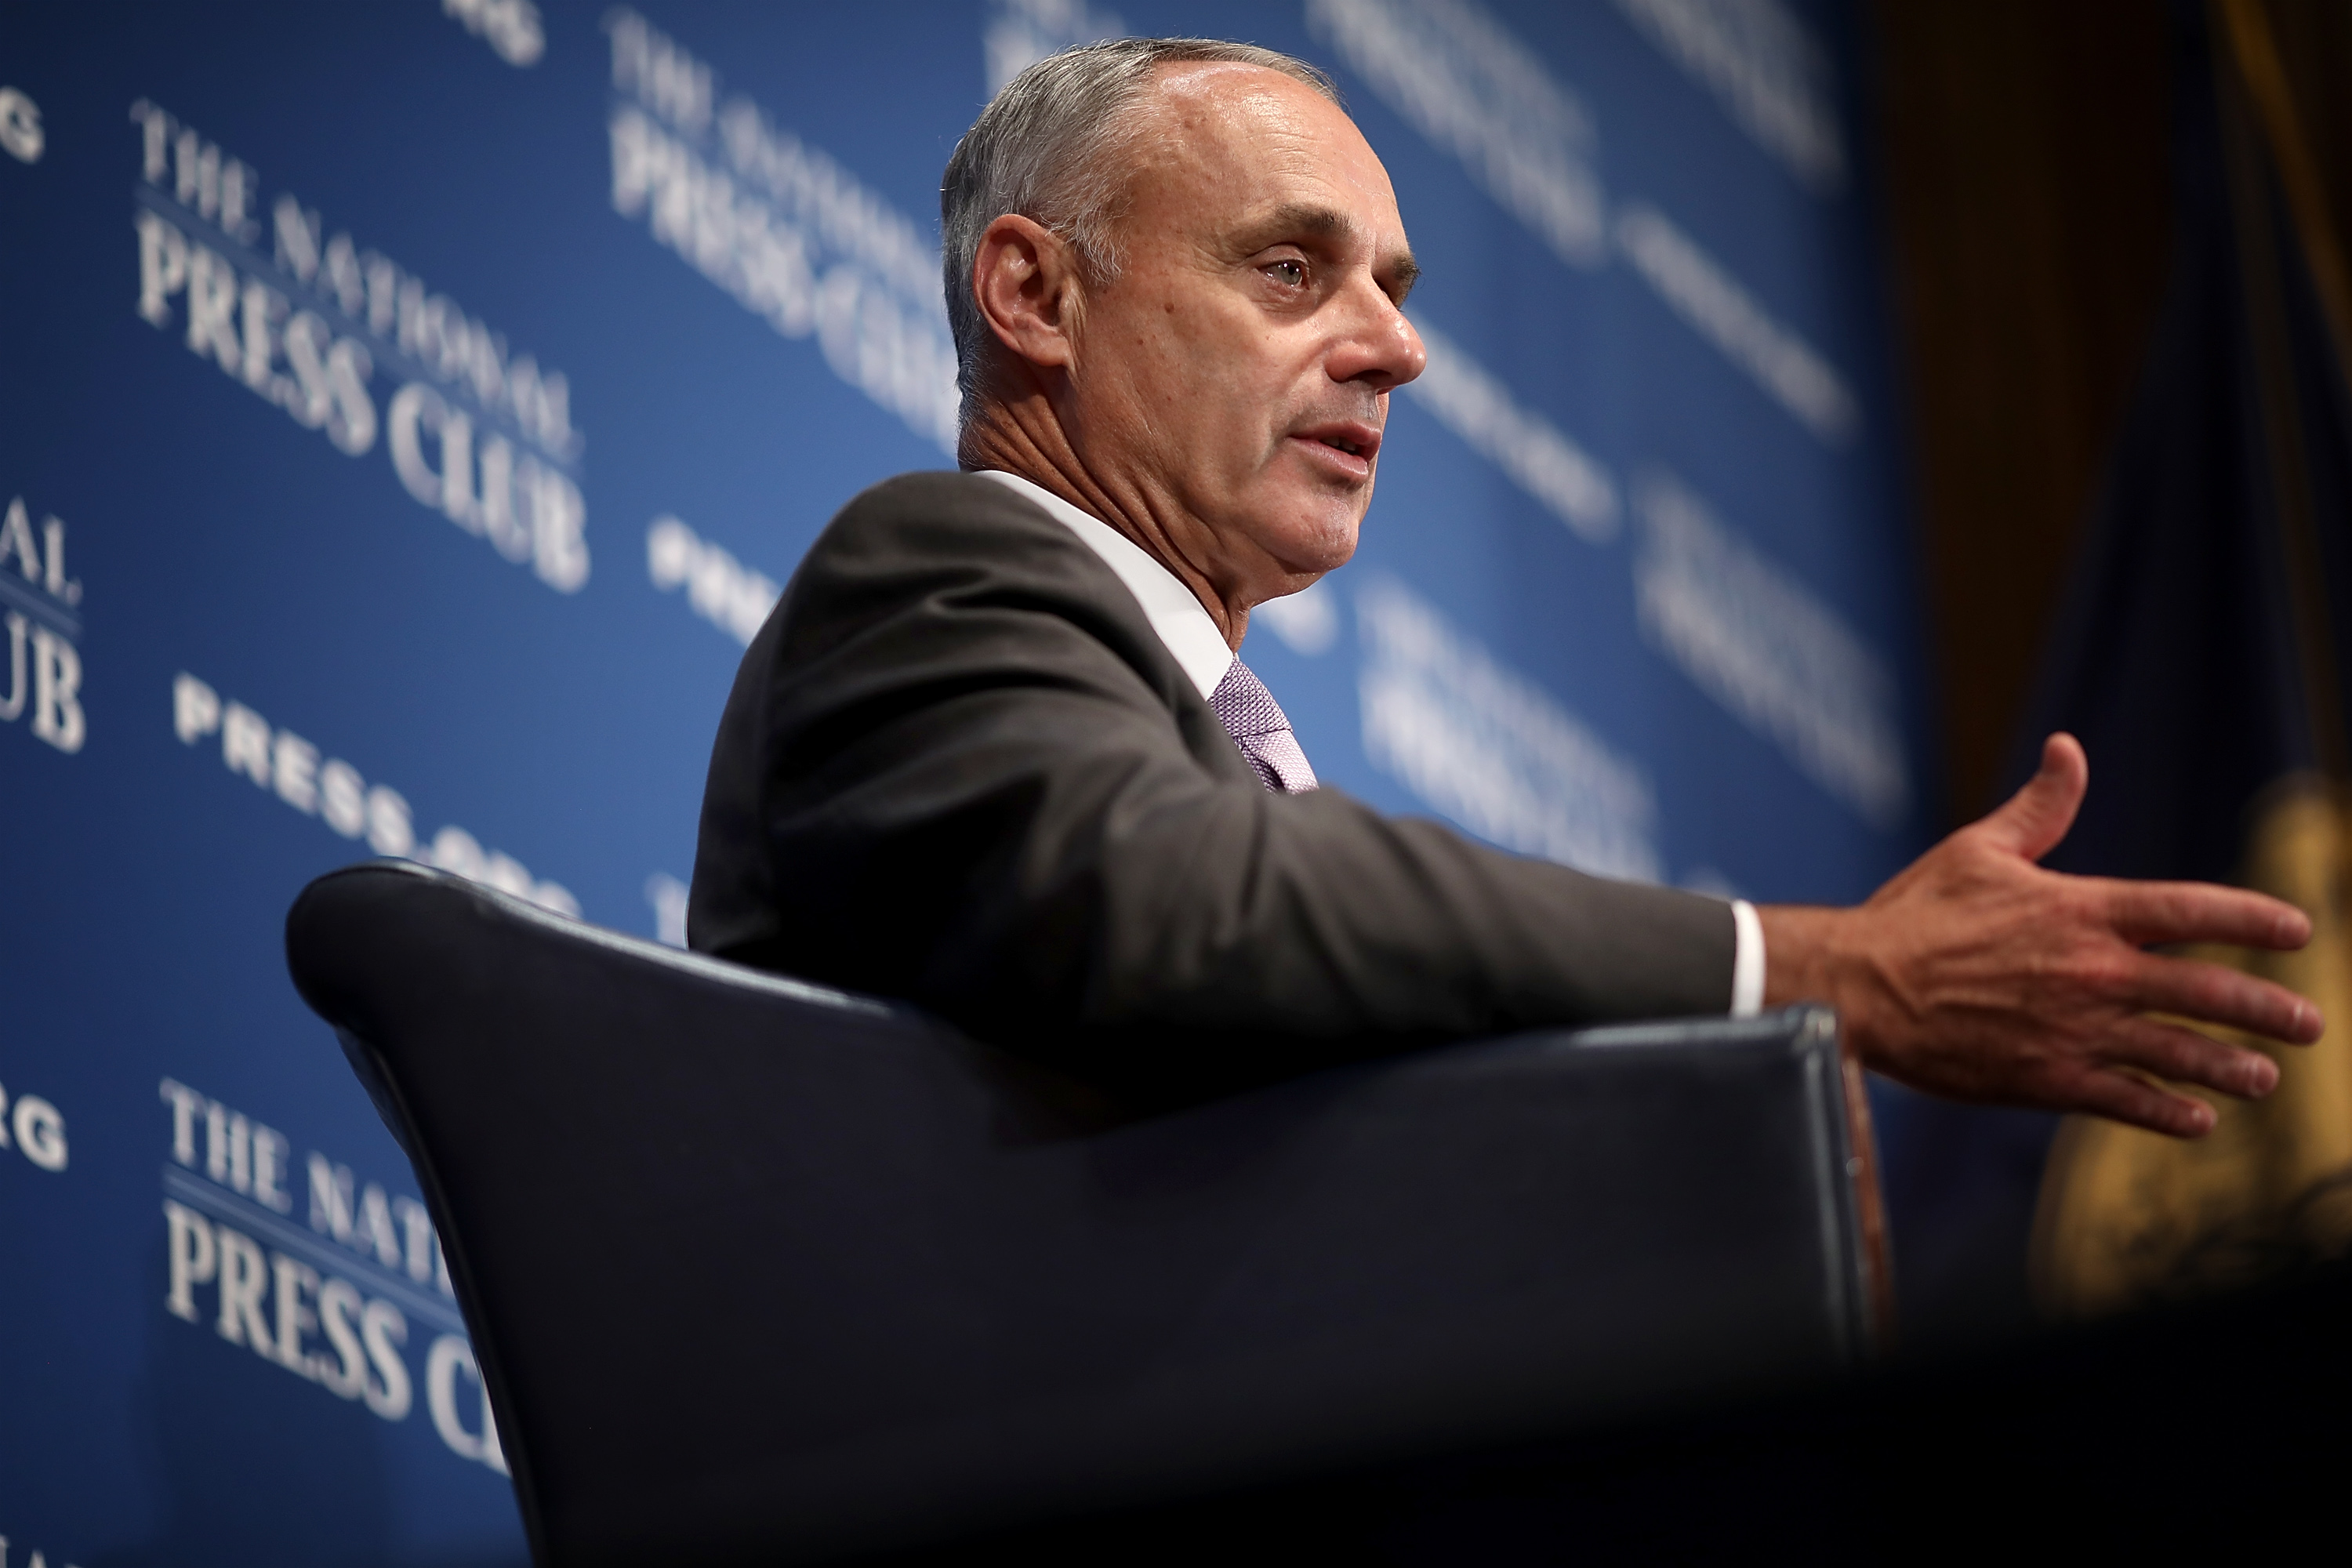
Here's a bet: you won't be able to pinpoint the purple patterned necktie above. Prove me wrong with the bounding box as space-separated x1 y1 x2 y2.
1210 658 1319 794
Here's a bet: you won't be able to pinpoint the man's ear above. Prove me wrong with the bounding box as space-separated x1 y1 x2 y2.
971 213 1083 376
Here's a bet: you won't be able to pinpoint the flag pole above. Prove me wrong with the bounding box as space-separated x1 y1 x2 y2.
2212 0 2350 786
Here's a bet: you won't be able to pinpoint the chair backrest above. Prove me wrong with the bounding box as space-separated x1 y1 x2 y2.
287 861 1887 1566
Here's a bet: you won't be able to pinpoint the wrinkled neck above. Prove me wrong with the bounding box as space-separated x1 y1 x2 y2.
959 393 1247 648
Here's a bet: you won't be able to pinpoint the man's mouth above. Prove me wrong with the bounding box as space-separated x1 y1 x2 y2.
1293 421 1383 468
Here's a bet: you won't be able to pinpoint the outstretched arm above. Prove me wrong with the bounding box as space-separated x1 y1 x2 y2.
1760 733 2321 1138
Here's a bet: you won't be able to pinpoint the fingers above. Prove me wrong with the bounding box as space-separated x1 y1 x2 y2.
1976 732 2088 861
2125 952 2324 1044
2100 1015 2278 1099
2103 879 2312 949
2063 1018 2279 1138
2066 1067 2218 1139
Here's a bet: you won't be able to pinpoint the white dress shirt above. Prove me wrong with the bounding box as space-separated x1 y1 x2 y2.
973 467 1763 1018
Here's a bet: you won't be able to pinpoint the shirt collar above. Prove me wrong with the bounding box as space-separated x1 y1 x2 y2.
975 470 1235 701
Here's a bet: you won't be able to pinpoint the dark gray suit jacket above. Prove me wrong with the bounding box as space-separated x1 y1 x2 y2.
691 471 1734 1101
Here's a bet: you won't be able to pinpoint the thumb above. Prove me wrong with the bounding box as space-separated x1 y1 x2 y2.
1980 732 2088 861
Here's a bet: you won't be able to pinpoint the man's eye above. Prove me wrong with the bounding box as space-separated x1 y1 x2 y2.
1266 260 1306 287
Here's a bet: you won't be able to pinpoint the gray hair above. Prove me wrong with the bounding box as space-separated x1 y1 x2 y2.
941 38 1341 423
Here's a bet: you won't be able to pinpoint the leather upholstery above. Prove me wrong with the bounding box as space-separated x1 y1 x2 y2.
287 860 1883 1566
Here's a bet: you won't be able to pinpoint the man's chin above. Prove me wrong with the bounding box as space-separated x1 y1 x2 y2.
1252 504 1363 575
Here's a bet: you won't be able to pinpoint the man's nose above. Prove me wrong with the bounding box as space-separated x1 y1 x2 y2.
1327 284 1428 390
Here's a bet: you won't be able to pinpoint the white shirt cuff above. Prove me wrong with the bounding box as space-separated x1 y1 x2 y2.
1729 898 1765 1019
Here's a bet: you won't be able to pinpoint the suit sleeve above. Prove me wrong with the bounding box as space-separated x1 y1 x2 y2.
690 474 1734 1098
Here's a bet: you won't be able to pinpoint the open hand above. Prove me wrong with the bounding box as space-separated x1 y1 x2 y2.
1759 733 2322 1137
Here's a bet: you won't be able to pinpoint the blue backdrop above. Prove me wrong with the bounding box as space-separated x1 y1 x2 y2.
0 2 1928 1559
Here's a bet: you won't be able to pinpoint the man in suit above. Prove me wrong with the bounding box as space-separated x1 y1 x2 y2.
692 38 2318 1123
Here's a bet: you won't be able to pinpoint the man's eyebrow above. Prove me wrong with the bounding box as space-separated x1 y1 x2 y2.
1230 201 1358 254
1388 250 1421 303
1230 202 1422 299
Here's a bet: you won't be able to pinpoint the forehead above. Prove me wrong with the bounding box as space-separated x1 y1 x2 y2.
1120 63 1405 243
